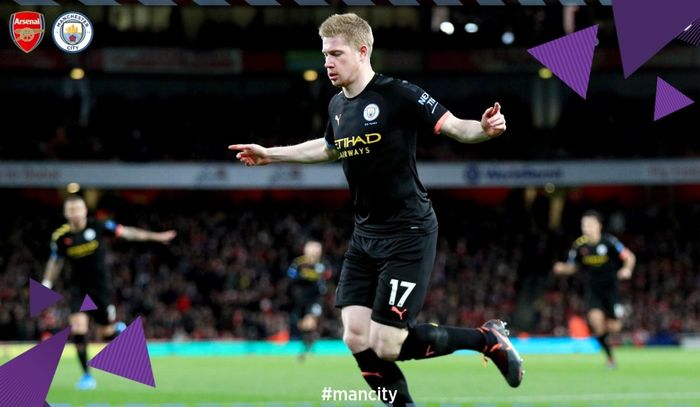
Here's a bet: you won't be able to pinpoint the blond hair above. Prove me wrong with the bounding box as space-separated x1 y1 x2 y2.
319 13 374 56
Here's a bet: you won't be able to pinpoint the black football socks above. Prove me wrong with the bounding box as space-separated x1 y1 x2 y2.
73 334 89 374
353 348 413 406
597 333 614 361
398 323 489 360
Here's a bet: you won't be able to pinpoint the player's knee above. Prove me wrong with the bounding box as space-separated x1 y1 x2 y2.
371 340 401 361
589 322 606 336
71 323 88 335
607 320 622 333
343 330 369 353
369 331 404 361
368 322 409 361
97 326 111 338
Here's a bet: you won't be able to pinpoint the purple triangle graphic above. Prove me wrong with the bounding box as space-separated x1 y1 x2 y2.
613 0 700 78
30 278 63 318
79 294 98 312
654 77 695 121
527 25 598 99
677 18 700 46
0 327 70 407
88 316 155 387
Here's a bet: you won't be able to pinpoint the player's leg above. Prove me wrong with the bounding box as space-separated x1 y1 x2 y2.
342 306 413 406
69 311 96 390
587 307 614 365
289 302 303 342
341 305 371 352
607 318 622 333
298 302 322 358
606 295 625 335
587 308 607 336
95 304 126 340
604 316 622 368
602 298 625 367
370 230 523 388
336 234 413 405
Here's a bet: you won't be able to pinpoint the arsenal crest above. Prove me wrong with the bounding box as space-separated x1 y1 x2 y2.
9 11 45 53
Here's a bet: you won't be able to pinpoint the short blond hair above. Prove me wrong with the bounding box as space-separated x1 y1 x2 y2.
319 13 374 56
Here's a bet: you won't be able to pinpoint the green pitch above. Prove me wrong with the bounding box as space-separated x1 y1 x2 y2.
8 347 700 406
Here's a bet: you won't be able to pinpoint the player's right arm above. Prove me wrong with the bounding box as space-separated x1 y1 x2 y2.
287 256 302 279
553 246 579 276
553 261 577 275
42 234 66 289
228 138 339 166
42 257 64 289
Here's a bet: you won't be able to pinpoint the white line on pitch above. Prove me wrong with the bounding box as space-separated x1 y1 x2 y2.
427 391 700 403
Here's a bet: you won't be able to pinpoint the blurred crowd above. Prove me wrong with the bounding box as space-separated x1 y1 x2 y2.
2 75 698 163
1 190 699 344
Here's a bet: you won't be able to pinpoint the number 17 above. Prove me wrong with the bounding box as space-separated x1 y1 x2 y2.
388 279 416 307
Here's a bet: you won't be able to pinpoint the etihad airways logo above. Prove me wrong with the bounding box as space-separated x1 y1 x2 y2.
581 254 609 266
334 132 381 159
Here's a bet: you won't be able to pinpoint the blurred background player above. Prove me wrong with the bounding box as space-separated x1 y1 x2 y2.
231 13 521 405
554 210 636 368
42 195 177 390
286 240 331 361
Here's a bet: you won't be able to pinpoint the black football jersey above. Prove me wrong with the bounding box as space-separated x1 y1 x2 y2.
567 233 628 286
50 219 121 291
324 74 450 236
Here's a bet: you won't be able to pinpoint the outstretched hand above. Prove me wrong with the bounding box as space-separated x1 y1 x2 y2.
228 144 271 166
155 230 177 244
481 102 507 138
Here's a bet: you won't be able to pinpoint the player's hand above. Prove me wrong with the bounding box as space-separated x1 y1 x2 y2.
41 279 53 289
155 230 177 244
617 267 632 280
481 102 506 138
228 144 272 166
553 262 568 275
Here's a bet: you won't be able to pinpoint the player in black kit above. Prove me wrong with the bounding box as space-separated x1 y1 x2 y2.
554 210 636 368
287 240 331 360
42 195 176 390
229 13 522 404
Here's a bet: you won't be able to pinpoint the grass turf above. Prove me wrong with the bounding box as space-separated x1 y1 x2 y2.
3 347 699 406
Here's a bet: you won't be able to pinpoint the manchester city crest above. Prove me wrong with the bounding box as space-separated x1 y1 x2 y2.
52 12 93 53
363 104 380 122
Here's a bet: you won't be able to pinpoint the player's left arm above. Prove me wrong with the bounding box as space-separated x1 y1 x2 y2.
617 248 636 280
103 220 176 243
614 238 636 280
117 226 177 243
42 257 64 290
439 102 506 144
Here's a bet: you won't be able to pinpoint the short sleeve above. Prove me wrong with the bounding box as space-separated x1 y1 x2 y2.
50 239 64 260
101 219 123 237
566 245 580 265
323 120 336 150
607 235 627 259
395 79 450 135
50 225 69 259
287 256 302 279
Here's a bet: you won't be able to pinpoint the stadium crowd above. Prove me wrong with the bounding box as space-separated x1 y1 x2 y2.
2 84 698 163
1 191 698 345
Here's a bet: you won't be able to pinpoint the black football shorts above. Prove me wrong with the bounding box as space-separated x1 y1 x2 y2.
335 230 438 328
